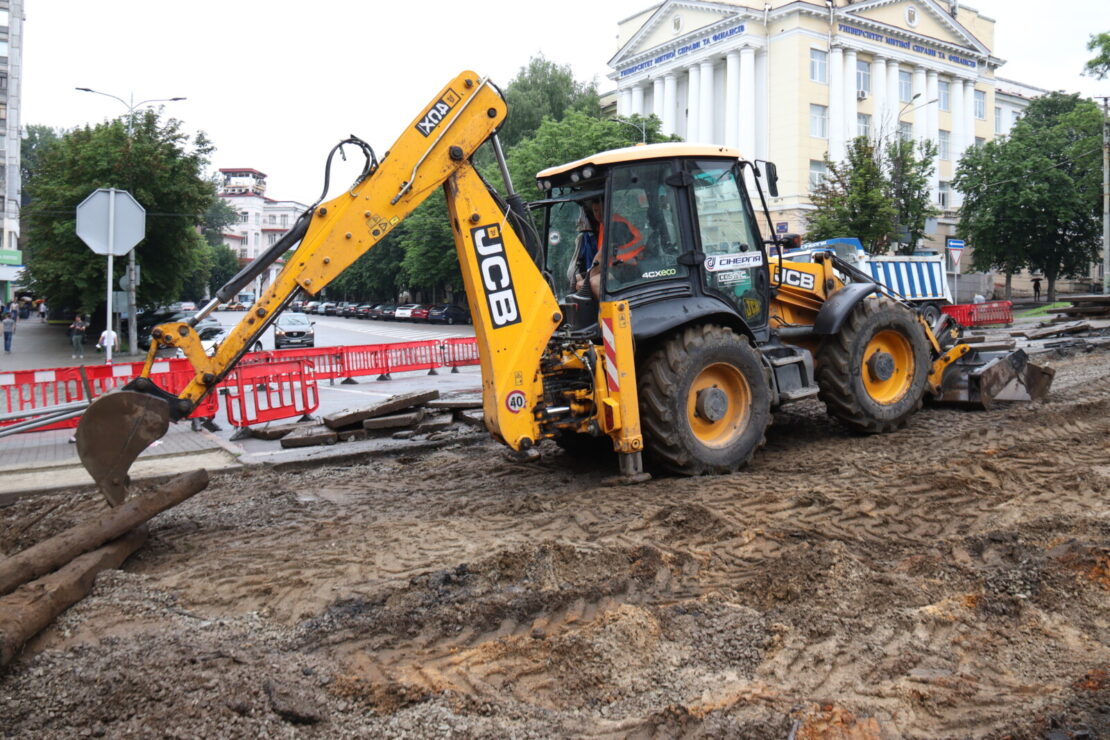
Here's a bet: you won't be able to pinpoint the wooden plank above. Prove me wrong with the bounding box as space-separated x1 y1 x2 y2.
1024 321 1091 340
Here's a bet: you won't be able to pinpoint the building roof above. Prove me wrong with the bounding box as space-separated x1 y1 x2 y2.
219 168 267 177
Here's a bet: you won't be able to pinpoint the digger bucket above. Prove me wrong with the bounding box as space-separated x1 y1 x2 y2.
933 348 1054 410
76 390 172 506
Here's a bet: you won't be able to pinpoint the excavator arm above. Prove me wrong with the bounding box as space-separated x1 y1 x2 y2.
76 71 561 505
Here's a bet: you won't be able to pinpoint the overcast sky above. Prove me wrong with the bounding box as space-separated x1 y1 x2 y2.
21 0 1109 206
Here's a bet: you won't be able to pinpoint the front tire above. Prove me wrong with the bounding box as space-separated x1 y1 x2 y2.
638 325 771 475
816 297 930 433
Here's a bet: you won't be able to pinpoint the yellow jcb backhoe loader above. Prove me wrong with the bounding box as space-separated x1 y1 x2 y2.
75 70 1052 505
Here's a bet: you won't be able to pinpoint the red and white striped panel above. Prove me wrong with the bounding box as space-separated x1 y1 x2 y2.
601 317 620 393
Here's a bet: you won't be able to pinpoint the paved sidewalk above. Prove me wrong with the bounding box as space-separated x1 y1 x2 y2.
0 313 149 373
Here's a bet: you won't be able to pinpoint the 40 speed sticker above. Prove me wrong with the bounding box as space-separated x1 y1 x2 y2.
505 390 527 413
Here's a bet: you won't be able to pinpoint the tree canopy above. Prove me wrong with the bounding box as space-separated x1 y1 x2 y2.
498 56 601 149
954 92 1102 301
805 135 937 255
22 110 215 315
1084 31 1110 79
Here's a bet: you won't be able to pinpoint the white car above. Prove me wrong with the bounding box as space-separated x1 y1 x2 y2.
393 303 419 320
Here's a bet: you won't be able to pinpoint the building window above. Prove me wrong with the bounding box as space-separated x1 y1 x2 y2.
938 80 950 111
857 113 871 138
1012 110 1021 126
0 74 7 90
938 130 950 160
254 213 260 225
239 211 248 223
994 106 1002 134
899 70 913 103
974 90 986 119
938 181 950 208
856 60 870 94
267 233 278 246
899 121 913 140
809 160 828 191
239 248 248 259
975 136 985 147
267 214 276 225
281 214 289 227
0 41 8 57
810 49 828 84
810 104 828 138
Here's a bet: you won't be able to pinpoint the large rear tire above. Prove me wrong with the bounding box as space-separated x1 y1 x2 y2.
816 297 930 433
638 324 771 475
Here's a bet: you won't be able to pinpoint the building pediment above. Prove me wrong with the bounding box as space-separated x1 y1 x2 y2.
840 0 990 57
609 1 756 79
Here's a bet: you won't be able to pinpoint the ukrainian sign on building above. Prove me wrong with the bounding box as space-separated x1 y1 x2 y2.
0 249 22 266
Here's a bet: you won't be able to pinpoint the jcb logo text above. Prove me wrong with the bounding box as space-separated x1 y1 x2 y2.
472 224 521 328
780 268 816 290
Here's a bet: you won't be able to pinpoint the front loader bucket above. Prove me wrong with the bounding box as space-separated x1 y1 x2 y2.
933 348 1055 410
76 390 171 506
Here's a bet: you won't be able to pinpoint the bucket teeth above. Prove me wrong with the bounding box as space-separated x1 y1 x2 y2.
933 348 1055 410
76 390 171 506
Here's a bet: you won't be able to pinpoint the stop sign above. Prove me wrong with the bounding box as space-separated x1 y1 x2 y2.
76 188 146 256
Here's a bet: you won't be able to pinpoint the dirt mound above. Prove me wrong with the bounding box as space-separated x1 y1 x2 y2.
2 348 1109 736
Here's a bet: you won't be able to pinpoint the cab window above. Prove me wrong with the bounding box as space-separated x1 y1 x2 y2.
690 159 767 325
543 200 585 298
605 162 687 294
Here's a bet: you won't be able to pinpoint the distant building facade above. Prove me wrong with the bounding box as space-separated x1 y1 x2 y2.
218 168 307 298
606 0 1091 295
0 0 22 302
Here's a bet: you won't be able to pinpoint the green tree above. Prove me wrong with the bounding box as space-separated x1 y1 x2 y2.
207 244 241 295
805 136 897 253
498 55 601 149
22 110 214 315
202 196 238 247
507 111 665 203
955 92 1102 301
886 138 939 254
952 138 1029 297
20 124 63 185
1084 31 1110 79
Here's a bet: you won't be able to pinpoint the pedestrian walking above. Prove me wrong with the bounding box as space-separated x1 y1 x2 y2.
1032 277 1042 303
38 300 47 322
97 326 120 353
2 311 15 352
69 314 88 358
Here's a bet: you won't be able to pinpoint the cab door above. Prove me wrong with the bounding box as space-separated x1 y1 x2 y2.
688 159 769 330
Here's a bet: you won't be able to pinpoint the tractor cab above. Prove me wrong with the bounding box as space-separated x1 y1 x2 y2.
532 144 773 344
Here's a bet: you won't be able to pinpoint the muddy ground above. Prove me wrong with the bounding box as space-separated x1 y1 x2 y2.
2 344 1109 738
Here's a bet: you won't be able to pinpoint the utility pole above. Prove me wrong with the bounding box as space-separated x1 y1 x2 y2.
75 88 186 355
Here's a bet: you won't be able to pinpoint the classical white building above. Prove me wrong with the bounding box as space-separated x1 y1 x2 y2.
0 0 22 303
218 168 307 298
608 0 1033 258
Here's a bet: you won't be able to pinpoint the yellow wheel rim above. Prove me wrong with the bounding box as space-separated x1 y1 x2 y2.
686 362 751 448
861 329 915 405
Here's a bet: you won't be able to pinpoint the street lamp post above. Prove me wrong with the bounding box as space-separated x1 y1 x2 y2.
75 88 186 356
613 117 647 144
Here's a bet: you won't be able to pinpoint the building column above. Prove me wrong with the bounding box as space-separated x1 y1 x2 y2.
725 51 740 149
843 48 858 142
618 88 632 117
699 59 715 143
964 81 976 151
631 84 645 117
739 47 756 157
912 66 927 143
871 57 887 140
652 78 665 124
950 77 966 158
829 46 845 161
926 69 940 199
686 65 700 142
887 61 901 136
663 74 678 136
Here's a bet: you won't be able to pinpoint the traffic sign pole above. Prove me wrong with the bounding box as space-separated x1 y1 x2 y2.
105 190 115 364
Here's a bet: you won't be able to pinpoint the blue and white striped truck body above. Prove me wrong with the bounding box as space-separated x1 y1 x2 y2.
783 237 952 306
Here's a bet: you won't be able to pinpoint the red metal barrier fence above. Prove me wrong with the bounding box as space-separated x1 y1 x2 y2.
941 300 1014 327
0 337 481 433
223 359 319 428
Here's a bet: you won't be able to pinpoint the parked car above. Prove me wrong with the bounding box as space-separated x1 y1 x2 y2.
410 305 431 322
367 304 393 320
321 302 338 316
290 300 305 313
135 311 220 351
180 301 197 312
273 313 315 349
393 303 421 321
354 304 374 319
379 304 398 320
304 301 320 314
335 301 354 317
427 304 470 325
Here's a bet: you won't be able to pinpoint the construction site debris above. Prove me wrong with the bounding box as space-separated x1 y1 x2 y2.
250 420 318 441
425 396 482 410
456 409 485 428
362 409 425 430
322 390 440 430
0 470 209 597
415 412 454 433
280 425 338 448
1021 321 1092 340
1047 294 1110 321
